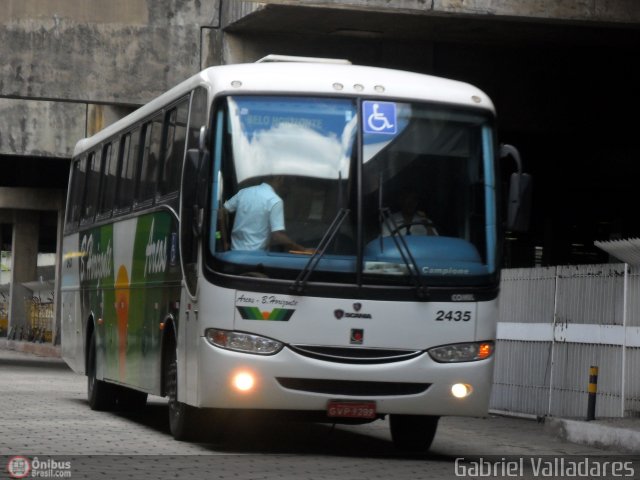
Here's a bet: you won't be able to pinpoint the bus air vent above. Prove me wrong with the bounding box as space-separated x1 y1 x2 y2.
288 345 423 364
276 378 430 397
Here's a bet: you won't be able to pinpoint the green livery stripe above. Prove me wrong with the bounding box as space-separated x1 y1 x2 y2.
268 308 294 321
236 306 294 321
236 307 263 320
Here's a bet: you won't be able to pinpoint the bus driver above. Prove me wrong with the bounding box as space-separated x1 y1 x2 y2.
382 190 438 237
220 176 306 252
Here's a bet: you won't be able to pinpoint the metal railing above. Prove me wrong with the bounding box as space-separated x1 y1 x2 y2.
491 264 640 418
6 293 55 343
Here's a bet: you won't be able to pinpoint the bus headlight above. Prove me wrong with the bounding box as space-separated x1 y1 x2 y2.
205 329 284 355
427 341 494 363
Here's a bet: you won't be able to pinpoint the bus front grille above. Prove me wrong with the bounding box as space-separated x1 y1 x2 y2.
276 377 430 396
288 345 423 364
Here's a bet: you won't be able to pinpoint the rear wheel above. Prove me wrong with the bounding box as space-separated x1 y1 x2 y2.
389 414 439 453
87 332 117 411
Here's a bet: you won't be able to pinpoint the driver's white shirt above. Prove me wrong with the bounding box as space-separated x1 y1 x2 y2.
224 183 285 250
381 211 437 237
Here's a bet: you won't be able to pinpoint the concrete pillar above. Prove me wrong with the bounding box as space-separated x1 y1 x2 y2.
53 205 64 345
1 189 66 343
8 211 39 337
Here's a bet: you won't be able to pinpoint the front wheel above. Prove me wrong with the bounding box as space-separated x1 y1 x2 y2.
389 414 439 453
165 346 203 441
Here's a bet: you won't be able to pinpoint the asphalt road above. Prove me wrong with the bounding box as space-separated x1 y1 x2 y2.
0 349 633 480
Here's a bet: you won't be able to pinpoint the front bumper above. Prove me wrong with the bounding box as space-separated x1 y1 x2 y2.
195 338 493 417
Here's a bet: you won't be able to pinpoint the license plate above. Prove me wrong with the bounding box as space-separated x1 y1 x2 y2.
327 400 376 419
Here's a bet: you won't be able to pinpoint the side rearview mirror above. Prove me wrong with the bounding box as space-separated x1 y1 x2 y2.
500 144 532 233
184 148 210 237
199 125 209 152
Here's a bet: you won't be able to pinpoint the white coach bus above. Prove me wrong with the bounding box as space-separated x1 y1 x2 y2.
61 55 528 451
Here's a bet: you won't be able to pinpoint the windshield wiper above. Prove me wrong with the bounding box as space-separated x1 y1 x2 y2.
379 207 429 299
290 208 350 294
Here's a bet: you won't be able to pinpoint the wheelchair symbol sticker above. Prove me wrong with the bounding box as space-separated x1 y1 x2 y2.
363 101 397 135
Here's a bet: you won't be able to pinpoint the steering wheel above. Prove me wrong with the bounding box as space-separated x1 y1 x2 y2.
388 220 436 236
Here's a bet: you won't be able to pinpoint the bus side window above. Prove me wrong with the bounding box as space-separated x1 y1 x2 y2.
116 128 140 212
97 140 119 219
137 115 163 206
159 97 189 203
115 134 131 212
65 156 88 232
81 150 102 225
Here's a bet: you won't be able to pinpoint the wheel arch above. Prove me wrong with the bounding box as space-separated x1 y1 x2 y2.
160 314 177 397
84 312 96 374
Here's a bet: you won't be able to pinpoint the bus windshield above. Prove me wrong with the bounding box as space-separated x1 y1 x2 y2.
209 95 496 287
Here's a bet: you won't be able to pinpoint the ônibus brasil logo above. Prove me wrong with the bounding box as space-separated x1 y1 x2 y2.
6 456 72 479
6 456 31 479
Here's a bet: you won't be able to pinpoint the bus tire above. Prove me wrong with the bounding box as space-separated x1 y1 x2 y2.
389 414 439 453
87 332 117 411
165 346 200 441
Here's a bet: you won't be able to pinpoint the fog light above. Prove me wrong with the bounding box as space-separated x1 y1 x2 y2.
451 383 472 398
232 372 255 392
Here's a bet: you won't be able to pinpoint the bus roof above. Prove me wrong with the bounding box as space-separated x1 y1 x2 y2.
73 61 495 157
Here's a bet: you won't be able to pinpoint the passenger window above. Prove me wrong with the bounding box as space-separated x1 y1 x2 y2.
137 115 163 205
82 150 103 224
98 141 119 218
159 98 189 199
65 156 88 231
116 129 140 211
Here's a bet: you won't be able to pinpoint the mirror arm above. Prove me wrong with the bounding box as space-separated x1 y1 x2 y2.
500 144 532 233
500 144 523 174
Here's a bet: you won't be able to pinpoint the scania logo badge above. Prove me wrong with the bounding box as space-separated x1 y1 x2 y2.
334 306 372 320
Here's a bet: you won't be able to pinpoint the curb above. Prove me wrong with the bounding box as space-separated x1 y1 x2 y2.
545 417 640 454
489 409 543 421
0 338 61 358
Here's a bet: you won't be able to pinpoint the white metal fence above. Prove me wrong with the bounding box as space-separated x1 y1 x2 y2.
491 264 640 418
